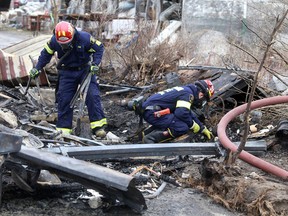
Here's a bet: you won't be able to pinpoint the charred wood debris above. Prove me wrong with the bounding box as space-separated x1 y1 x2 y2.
1 1 288 214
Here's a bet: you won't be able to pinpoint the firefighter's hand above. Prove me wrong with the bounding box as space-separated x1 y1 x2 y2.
90 65 99 75
29 68 40 79
190 121 200 133
201 127 213 140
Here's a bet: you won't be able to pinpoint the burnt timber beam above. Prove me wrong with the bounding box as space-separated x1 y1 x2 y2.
43 141 267 160
11 146 147 213
177 65 254 73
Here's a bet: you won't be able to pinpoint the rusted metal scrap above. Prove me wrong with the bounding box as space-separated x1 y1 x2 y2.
11 146 147 213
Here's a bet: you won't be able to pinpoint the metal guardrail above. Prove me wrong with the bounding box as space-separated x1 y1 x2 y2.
43 140 267 160
11 146 147 213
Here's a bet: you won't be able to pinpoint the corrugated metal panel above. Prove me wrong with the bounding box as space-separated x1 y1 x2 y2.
0 35 50 86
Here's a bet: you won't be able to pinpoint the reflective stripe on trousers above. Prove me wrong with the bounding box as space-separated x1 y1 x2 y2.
90 118 107 129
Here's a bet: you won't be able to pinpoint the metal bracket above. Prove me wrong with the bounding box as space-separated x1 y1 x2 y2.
59 146 69 157
215 141 226 157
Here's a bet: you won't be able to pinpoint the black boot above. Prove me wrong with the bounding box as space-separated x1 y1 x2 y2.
139 126 156 142
143 129 173 144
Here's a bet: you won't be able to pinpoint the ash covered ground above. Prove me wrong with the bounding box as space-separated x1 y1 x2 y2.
0 84 288 216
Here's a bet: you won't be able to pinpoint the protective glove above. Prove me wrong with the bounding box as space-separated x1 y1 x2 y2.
90 65 100 75
201 126 213 140
29 68 40 79
190 121 200 133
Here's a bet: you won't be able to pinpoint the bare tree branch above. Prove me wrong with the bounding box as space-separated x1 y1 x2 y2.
241 20 267 45
228 41 259 63
272 48 288 65
232 9 288 162
263 66 288 87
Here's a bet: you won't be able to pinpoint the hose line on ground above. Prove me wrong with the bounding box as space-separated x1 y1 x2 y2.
217 96 288 180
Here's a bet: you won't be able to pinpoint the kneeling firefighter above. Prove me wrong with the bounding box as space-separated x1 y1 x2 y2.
129 80 215 143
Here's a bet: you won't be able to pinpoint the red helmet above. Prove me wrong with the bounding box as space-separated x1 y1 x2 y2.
55 21 75 44
195 79 215 101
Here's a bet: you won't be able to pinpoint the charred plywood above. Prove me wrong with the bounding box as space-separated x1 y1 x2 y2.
0 35 50 86
178 65 268 106
210 70 269 105
211 70 252 105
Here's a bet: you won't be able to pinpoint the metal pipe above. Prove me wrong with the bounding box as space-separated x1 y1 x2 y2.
144 182 167 199
217 96 288 180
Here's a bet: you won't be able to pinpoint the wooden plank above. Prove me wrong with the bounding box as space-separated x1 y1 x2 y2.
177 65 254 73
3 35 50 55
8 39 49 57
149 20 182 47
0 92 11 99
13 146 147 213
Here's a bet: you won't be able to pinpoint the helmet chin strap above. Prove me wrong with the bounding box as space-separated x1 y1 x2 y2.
61 43 73 52
193 88 203 108
195 81 210 102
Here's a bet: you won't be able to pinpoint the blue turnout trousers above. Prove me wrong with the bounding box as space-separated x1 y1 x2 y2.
56 67 106 130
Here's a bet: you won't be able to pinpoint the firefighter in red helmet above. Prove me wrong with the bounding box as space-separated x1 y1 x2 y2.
29 21 107 138
140 80 215 143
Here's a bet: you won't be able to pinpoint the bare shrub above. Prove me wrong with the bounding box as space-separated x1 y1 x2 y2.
103 21 187 86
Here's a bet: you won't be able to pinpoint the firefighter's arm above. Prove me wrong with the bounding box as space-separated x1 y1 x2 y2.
31 39 55 78
189 111 204 132
190 111 213 139
174 92 196 126
89 36 104 66
174 99 193 126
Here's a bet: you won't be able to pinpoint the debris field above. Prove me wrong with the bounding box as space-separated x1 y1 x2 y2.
1 1 288 215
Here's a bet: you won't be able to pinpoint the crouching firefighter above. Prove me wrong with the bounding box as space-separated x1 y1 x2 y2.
137 80 215 143
29 21 107 138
